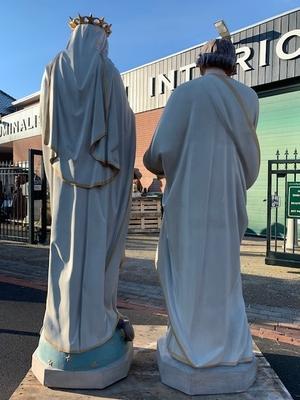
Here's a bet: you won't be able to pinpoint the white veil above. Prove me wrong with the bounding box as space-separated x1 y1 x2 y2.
40 24 122 188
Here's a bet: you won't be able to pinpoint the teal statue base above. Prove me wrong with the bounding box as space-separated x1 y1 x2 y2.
31 326 133 389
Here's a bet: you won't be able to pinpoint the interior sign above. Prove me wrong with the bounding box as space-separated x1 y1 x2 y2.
237 29 300 71
0 115 39 137
0 104 41 144
148 29 300 96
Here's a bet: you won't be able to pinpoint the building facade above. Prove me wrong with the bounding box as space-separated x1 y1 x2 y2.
0 90 16 160
0 8 299 234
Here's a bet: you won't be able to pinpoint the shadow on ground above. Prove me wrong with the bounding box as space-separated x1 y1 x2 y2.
0 282 46 303
254 337 300 400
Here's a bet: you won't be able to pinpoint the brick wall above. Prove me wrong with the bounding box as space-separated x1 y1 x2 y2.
135 107 164 189
11 107 165 189
13 136 42 164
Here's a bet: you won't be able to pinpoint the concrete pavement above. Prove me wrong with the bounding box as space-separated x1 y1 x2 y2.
0 234 299 399
1 235 299 329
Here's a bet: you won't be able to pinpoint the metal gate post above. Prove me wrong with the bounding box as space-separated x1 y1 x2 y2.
28 149 35 244
265 160 272 260
39 160 47 243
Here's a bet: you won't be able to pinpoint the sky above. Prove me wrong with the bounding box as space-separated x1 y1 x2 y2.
0 0 299 99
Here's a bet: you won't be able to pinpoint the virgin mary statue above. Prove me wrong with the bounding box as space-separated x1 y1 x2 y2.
32 16 136 389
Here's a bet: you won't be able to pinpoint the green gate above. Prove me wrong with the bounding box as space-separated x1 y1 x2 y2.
265 150 300 267
246 88 300 235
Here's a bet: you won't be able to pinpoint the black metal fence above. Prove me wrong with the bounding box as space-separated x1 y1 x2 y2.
0 161 29 241
265 149 300 267
0 149 47 243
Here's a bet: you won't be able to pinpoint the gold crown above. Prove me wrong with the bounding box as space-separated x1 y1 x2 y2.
69 14 112 36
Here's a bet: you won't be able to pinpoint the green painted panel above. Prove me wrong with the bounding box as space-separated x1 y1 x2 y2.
247 89 300 235
287 182 300 218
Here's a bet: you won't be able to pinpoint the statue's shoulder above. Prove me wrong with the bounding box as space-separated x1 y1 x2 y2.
177 77 204 92
171 78 204 101
105 58 120 75
46 51 65 73
229 78 258 102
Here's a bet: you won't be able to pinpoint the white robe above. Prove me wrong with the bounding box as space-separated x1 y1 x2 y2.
39 25 136 353
144 71 260 368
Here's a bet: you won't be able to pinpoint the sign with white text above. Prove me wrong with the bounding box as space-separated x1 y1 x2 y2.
287 182 300 218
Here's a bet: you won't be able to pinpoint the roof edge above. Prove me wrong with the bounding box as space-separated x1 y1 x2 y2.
0 90 15 101
12 91 40 107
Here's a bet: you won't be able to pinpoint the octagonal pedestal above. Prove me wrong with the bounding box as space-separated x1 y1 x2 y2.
157 336 257 395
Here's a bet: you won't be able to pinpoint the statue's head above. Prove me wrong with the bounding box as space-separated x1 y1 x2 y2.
196 38 236 76
67 14 112 56
69 14 112 36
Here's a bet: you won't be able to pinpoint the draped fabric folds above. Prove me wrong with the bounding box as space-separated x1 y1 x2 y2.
144 73 260 368
40 24 122 188
40 24 136 353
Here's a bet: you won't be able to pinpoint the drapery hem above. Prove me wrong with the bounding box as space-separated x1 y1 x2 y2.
168 347 255 369
50 158 120 188
41 316 119 354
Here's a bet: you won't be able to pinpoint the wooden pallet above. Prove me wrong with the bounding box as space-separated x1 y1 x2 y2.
129 197 162 233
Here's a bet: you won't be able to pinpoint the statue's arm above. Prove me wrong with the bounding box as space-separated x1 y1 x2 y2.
253 92 259 129
143 86 189 175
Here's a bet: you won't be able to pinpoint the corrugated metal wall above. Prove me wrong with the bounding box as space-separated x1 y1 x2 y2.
122 9 300 113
